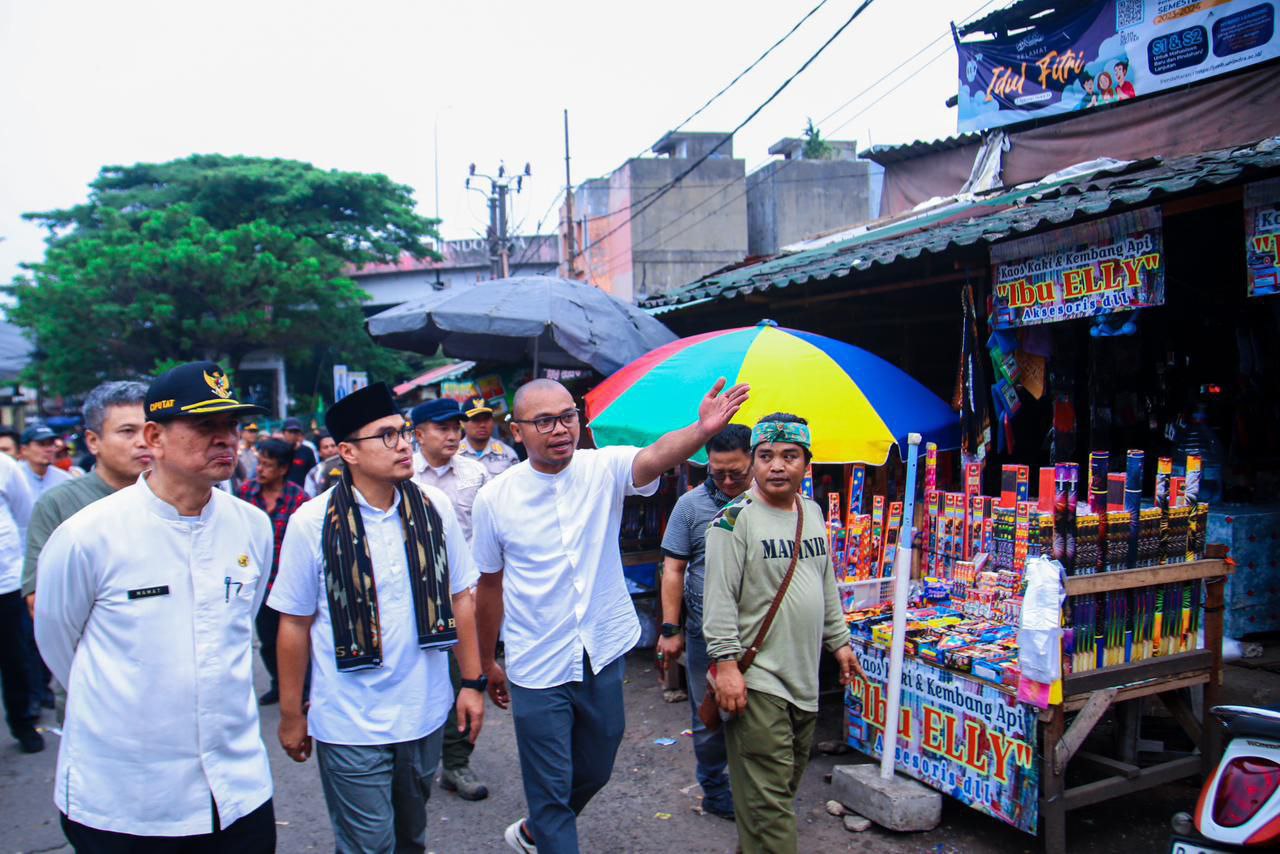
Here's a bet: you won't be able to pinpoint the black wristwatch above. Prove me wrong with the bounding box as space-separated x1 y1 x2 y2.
661 622 683 638
460 674 489 692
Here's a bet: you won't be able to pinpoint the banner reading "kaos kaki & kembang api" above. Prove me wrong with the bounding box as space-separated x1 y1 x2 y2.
846 643 1040 834
989 207 1165 329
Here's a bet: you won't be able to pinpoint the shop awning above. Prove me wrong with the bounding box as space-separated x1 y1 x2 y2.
392 361 475 397
642 137 1280 315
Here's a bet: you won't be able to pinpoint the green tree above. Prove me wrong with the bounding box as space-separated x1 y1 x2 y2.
802 118 833 161
27 154 436 264
11 155 440 396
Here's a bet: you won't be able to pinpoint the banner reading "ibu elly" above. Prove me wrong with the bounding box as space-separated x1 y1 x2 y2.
846 643 1040 834
990 207 1164 329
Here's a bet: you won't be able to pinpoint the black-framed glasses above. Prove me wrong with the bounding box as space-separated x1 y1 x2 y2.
513 408 580 434
347 425 413 449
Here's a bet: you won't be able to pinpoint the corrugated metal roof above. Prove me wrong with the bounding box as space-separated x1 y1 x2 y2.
860 133 982 165
641 138 1280 312
959 1 1063 38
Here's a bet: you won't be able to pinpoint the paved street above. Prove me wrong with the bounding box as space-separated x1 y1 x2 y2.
5 645 1279 853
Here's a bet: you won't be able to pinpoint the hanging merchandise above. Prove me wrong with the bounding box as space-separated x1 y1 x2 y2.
956 283 992 462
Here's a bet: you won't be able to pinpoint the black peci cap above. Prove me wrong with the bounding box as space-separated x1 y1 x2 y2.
326 382 401 443
146 361 267 422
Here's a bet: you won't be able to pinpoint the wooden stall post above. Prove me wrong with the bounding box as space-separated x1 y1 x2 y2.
1041 704 1068 854
1201 543 1229 776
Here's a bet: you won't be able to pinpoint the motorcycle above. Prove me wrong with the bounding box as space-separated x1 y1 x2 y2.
1171 705 1280 851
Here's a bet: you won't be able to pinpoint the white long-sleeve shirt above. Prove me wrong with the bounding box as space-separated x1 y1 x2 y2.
0 452 34 594
35 473 274 836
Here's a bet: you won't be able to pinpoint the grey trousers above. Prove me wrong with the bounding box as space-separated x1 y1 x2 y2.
315 728 443 854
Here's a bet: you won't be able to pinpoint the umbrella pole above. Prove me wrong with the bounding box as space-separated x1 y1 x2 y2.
532 334 540 378
880 432 922 780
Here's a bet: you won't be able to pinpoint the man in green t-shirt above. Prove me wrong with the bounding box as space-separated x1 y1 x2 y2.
703 413 862 854
23 381 151 617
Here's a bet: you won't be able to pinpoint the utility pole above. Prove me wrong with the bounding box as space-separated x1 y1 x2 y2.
466 161 530 280
563 109 578 279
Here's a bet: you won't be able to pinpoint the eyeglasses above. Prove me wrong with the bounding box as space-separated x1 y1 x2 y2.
513 408 580 434
346 425 413 449
709 467 750 483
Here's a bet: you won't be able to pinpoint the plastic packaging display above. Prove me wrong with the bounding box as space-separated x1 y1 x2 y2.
1017 556 1065 683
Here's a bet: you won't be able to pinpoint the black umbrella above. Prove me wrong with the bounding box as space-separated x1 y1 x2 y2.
366 276 676 376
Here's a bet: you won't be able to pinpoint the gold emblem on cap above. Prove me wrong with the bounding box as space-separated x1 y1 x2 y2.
204 370 232 399
238 554 249 567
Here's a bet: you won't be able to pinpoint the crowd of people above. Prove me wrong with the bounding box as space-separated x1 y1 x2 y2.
4 360 865 854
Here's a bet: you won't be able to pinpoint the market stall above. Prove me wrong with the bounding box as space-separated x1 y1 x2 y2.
834 443 1230 853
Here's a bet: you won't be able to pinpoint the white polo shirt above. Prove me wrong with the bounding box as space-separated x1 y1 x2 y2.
268 482 476 746
470 447 657 689
0 453 34 595
34 474 274 837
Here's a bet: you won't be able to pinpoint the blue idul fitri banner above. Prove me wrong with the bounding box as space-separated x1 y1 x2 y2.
955 0 1280 133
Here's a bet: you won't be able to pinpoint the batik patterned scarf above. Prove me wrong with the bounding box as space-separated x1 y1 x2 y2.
321 467 456 671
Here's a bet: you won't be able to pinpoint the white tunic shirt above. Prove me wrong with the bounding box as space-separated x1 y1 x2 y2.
268 482 477 746
470 447 657 690
0 453 33 595
34 474 274 837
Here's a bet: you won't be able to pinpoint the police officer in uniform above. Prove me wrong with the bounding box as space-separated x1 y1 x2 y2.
457 398 518 477
36 362 277 853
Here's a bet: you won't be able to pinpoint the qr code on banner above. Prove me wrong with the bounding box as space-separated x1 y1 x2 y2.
1117 0 1144 29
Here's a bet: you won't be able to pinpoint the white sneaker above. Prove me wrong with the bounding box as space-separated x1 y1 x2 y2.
504 818 536 852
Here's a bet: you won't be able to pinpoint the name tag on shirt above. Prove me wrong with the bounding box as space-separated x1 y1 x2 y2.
127 585 170 600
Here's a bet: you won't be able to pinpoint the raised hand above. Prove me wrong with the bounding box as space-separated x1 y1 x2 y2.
698 378 750 437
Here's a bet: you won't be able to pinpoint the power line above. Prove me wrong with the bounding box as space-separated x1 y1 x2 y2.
605 44 960 275
510 188 565 269
596 0 998 265
668 0 833 137
597 0 836 204
572 0 880 263
825 44 953 138
627 49 963 255
627 24 977 257
813 0 997 129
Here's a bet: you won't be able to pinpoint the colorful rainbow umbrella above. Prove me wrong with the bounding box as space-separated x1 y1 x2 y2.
585 322 959 464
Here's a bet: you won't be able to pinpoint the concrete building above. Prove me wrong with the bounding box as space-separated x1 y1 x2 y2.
567 131 748 302
746 137 884 256
349 235 560 312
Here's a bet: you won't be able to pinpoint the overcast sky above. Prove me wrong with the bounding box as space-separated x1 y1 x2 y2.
0 0 993 285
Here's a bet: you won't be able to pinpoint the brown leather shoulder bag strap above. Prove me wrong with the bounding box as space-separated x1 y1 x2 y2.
738 494 806 672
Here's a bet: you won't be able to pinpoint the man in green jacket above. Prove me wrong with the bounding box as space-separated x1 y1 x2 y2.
23 381 151 619
703 412 862 854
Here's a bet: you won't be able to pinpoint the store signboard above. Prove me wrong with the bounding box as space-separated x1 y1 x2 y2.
1245 177 1280 297
956 1 1280 133
440 380 479 403
989 207 1164 329
847 643 1040 834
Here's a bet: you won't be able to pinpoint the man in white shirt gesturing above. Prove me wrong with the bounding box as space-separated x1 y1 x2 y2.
35 361 276 852
271 382 485 854
473 376 748 853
